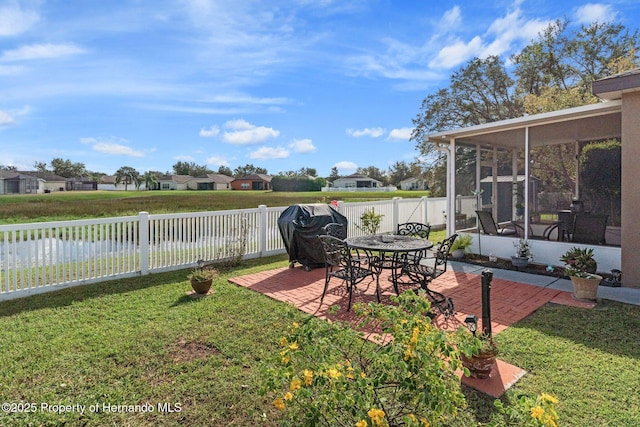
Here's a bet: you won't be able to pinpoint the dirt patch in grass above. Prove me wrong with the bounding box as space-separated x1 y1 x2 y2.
168 338 221 363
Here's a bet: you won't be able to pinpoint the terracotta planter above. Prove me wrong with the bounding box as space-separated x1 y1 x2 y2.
191 278 213 294
461 347 499 379
570 275 602 301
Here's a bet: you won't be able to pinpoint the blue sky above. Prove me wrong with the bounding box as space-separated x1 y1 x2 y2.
0 0 637 178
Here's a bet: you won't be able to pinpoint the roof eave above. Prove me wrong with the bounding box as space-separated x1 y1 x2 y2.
425 100 622 144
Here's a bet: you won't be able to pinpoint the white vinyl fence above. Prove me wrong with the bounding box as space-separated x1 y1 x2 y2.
0 197 446 301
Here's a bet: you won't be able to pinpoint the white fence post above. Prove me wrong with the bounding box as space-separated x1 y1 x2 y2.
259 205 267 256
422 196 429 225
392 197 401 232
139 211 149 275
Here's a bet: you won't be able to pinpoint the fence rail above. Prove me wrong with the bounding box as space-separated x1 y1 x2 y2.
0 197 446 301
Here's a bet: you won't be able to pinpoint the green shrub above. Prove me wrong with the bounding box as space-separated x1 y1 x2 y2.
261 291 478 426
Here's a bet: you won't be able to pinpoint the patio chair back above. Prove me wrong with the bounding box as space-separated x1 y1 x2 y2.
323 222 347 240
397 222 431 239
571 213 608 245
475 210 518 236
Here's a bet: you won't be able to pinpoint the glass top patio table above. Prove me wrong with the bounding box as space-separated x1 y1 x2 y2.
345 234 433 294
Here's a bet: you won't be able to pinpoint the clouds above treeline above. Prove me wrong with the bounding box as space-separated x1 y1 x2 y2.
0 0 632 176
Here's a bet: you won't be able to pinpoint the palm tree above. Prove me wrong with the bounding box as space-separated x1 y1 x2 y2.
114 166 141 191
142 171 159 191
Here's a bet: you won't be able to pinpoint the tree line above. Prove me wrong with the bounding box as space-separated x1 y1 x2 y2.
411 19 638 198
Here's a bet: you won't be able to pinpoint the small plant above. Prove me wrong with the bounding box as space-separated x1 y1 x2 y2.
188 267 218 282
356 208 384 235
188 259 219 282
450 233 473 253
513 239 532 258
560 246 597 278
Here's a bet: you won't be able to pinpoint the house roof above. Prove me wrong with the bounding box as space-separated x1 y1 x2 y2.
235 174 272 182
592 67 640 101
157 175 193 184
207 173 234 184
426 100 621 149
19 171 67 182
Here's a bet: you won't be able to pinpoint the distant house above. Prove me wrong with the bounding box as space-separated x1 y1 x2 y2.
66 177 98 191
0 171 40 195
207 173 234 190
98 175 147 191
20 171 67 193
231 174 272 190
158 175 195 190
156 174 234 191
331 174 382 189
399 177 429 191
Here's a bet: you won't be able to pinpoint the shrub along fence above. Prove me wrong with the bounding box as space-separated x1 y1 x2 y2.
0 197 446 301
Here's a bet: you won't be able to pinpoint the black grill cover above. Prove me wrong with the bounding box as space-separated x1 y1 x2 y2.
278 204 348 269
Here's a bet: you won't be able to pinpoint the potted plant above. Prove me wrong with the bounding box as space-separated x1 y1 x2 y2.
560 247 601 301
449 233 472 259
188 259 219 295
511 239 532 268
456 316 498 379
356 208 384 235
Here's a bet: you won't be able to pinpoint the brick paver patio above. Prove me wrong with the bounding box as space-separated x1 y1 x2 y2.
229 264 582 397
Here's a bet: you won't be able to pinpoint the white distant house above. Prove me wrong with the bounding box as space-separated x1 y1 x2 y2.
399 177 429 191
324 174 396 192
157 174 234 191
331 174 381 189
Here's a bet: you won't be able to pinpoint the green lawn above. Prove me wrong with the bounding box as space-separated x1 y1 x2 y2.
0 190 431 224
1 255 638 426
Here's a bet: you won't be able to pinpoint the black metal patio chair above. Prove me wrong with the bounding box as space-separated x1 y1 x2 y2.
397 222 432 261
318 235 380 311
401 233 457 318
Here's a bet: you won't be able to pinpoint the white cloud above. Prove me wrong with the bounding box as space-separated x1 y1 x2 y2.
574 3 617 24
346 127 385 138
249 146 289 160
81 137 145 157
0 4 39 36
441 6 462 28
388 127 413 141
206 155 229 166
430 2 550 69
288 138 316 153
0 110 16 126
334 161 357 174
222 119 280 145
1 43 86 62
93 143 145 157
430 36 483 69
0 65 25 75
199 126 220 137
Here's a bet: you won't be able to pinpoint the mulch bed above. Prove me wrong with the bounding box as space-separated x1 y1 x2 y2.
458 254 618 283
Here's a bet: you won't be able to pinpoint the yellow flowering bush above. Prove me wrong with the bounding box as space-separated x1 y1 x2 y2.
490 393 560 427
261 291 478 426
